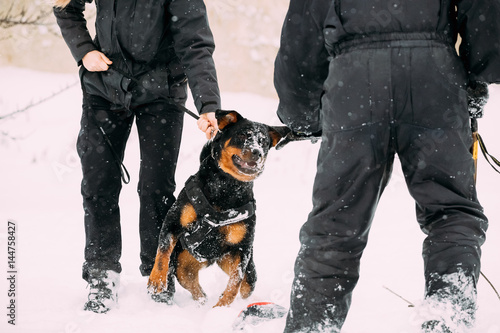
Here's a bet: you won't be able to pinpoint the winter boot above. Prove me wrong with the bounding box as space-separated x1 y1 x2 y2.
84 269 120 313
421 320 452 333
418 270 477 333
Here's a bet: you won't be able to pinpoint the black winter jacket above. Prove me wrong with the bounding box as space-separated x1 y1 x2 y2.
54 0 220 113
274 0 500 133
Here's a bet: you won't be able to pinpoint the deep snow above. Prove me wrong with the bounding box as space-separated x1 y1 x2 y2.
0 67 499 332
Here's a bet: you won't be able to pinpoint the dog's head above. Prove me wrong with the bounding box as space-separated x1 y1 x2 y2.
210 110 289 182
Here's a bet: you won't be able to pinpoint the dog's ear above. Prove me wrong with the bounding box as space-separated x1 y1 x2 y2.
216 110 242 130
268 126 291 148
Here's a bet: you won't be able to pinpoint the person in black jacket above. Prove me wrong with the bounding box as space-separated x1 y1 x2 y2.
54 0 221 313
274 0 500 332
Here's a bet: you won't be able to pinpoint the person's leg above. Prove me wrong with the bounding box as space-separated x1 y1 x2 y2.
395 46 488 331
285 48 395 332
134 102 184 276
285 132 394 332
77 102 133 281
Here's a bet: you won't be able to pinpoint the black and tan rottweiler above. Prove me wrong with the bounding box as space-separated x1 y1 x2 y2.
147 110 289 307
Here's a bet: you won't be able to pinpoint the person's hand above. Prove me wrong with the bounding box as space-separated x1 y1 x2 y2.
197 112 218 139
82 50 113 72
467 81 489 118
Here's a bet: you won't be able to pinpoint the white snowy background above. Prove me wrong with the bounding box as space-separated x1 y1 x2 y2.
0 67 499 332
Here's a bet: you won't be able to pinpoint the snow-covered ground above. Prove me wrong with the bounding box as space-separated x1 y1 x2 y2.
0 67 499 332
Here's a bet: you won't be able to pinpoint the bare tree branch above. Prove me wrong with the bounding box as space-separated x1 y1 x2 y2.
0 80 79 121
0 1 53 29
1 130 24 141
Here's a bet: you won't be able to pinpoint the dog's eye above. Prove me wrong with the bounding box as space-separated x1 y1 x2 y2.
258 137 268 146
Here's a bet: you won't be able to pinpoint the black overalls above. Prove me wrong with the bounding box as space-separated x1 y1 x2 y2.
285 35 487 332
274 0 500 331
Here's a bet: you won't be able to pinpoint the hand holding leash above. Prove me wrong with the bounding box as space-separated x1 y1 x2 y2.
198 112 218 139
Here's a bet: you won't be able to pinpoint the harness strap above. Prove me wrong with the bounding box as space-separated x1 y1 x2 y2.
184 175 256 226
180 175 256 261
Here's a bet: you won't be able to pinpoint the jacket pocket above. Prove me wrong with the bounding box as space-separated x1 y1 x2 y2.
168 75 188 103
81 67 133 110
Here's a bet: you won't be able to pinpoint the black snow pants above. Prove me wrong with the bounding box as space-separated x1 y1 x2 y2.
78 98 184 281
284 40 488 332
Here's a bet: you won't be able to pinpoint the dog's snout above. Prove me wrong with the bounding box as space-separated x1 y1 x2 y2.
251 149 262 159
242 148 263 161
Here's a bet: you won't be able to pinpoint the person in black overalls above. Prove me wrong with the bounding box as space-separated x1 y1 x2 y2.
54 0 220 313
274 1 500 332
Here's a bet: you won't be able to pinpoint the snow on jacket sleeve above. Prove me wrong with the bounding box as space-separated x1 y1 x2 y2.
168 0 221 115
53 0 97 66
457 0 500 84
274 0 331 134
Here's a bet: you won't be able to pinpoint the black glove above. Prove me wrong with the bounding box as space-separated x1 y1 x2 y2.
275 130 322 150
467 81 489 118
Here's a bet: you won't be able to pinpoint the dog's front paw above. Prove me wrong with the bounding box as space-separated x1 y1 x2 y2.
188 295 206 308
147 276 166 294
214 294 236 308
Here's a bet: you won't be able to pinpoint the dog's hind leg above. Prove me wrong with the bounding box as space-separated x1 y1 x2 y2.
240 255 257 299
176 249 208 305
148 234 177 297
215 253 246 307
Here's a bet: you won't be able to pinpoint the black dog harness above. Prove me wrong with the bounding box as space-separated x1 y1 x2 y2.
179 175 256 261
